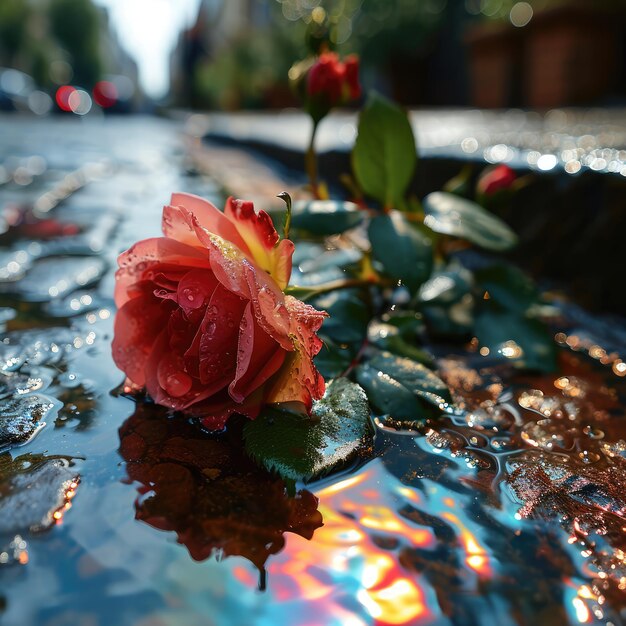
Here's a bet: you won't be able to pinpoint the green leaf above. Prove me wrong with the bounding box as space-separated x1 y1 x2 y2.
369 350 451 403
419 268 473 305
314 337 355 379
474 263 538 312
290 245 358 288
367 321 433 366
355 364 422 419
352 92 417 208
383 311 425 337
418 268 474 339
298 248 362 273
422 304 473 340
312 289 369 344
287 200 364 235
423 191 518 251
243 378 372 483
473 303 557 372
369 211 433 293
355 350 451 419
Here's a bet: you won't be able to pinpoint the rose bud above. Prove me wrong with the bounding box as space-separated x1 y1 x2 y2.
477 164 516 197
343 55 361 100
112 193 327 430
304 52 361 121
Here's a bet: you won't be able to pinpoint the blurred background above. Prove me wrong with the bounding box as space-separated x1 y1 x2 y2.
1 0 626 115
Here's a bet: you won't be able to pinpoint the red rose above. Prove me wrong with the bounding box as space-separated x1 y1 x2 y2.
306 52 361 115
112 193 327 429
477 164 516 196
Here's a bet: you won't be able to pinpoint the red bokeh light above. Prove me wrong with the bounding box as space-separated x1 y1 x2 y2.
93 81 118 108
55 85 76 112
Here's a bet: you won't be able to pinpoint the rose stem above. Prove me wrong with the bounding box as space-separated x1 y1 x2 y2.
305 118 320 199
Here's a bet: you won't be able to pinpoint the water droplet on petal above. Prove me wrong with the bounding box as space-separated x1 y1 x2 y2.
164 371 192 397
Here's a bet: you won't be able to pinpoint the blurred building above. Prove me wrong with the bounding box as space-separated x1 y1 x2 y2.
466 1 626 108
168 0 626 111
97 8 139 88
169 0 274 108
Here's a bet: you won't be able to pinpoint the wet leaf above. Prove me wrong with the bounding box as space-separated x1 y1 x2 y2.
474 302 557 372
298 248 362 273
355 363 422 419
288 200 363 235
423 191 518 251
474 263 538 312
369 211 432 293
244 378 372 483
419 268 475 339
314 337 354 379
119 403 322 572
312 289 369 344
419 268 473 306
422 303 474 340
355 350 451 419
352 92 417 208
367 321 433 366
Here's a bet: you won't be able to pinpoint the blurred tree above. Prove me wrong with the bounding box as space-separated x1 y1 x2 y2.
49 0 102 87
194 26 305 109
0 0 30 60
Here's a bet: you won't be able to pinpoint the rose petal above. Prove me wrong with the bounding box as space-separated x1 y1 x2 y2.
228 303 287 404
199 230 295 353
157 351 193 398
112 286 175 387
224 197 294 289
166 192 251 255
271 239 295 291
176 268 219 313
285 295 327 356
264 349 325 411
198 284 247 385
264 296 327 409
146 330 228 411
168 307 205 358
115 237 210 307
243 262 293 351
196 388 264 430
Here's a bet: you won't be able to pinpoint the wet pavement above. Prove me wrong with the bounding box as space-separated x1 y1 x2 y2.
0 113 626 626
199 107 626 176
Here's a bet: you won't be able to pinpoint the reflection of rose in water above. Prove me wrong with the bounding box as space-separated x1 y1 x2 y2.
118 403 323 587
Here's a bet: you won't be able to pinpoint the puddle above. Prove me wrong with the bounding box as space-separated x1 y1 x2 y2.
0 115 624 626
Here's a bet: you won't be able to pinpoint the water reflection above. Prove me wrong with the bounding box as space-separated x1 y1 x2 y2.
111 345 626 625
118 403 323 581
3 115 626 625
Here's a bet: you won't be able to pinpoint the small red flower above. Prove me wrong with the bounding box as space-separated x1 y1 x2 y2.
306 52 361 114
112 193 327 430
477 164 516 196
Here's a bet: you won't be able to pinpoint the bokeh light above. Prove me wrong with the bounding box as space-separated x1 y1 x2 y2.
510 2 533 27
93 81 118 108
55 85 76 112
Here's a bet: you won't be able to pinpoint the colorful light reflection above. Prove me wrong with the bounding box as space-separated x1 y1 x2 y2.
263 460 495 625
